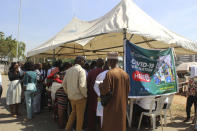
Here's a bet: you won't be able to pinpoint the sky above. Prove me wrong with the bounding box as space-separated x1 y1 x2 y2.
0 0 197 54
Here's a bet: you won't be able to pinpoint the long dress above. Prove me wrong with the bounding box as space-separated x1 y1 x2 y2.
87 67 103 131
6 71 22 105
100 67 130 131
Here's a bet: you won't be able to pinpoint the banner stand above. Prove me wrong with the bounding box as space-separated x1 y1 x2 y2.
127 98 134 127
124 40 177 128
122 29 134 128
123 31 134 127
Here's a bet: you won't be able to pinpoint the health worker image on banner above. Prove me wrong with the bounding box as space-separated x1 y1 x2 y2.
125 40 177 97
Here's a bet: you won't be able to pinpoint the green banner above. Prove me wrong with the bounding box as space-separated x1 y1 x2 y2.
125 40 177 97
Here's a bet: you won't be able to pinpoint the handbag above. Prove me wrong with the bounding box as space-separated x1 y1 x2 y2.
100 89 112 106
26 83 37 92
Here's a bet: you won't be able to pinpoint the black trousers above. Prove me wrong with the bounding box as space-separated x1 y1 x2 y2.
0 85 2 98
186 95 197 119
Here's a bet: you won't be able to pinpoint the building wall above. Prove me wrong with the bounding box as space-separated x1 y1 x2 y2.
176 55 197 63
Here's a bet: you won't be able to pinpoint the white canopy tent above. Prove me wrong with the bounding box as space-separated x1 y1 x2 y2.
27 0 197 127
27 0 197 59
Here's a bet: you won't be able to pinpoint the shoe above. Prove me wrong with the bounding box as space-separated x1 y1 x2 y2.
23 118 32 122
183 118 190 122
12 115 18 118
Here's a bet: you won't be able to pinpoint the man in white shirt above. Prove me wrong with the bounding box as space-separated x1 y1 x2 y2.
93 70 109 128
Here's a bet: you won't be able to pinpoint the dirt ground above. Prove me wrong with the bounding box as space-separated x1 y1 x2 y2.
0 75 196 131
0 75 64 131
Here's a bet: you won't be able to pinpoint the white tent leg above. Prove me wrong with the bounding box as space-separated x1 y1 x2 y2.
33 57 35 64
129 98 134 127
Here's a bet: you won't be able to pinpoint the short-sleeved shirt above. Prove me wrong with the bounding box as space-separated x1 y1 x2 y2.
24 71 37 91
188 79 197 96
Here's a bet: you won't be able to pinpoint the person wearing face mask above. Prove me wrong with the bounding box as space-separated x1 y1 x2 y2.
6 62 22 117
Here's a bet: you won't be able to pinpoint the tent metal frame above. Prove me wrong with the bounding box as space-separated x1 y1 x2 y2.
52 39 180 57
32 27 183 60
50 32 159 58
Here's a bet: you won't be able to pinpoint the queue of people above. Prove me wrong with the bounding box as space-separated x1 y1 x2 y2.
5 52 197 131
3 52 197 131
4 52 130 131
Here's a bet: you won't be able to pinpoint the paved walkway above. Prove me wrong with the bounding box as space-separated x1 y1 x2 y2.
0 75 195 131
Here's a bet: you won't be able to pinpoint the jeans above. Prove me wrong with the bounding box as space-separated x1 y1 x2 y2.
25 90 34 119
33 93 41 113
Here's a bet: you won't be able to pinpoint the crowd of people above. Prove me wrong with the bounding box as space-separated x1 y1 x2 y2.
3 52 196 131
4 52 197 131
5 52 130 131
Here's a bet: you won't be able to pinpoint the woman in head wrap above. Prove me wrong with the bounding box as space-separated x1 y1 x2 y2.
6 62 22 117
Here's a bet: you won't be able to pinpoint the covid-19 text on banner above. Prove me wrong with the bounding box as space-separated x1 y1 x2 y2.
124 40 177 98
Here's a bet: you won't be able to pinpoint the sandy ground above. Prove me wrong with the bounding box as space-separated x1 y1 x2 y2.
0 75 64 131
0 75 196 131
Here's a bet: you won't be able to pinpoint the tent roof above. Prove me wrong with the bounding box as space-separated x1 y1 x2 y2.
27 0 197 59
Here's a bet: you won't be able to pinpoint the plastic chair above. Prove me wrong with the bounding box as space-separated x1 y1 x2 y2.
162 94 174 126
137 96 166 130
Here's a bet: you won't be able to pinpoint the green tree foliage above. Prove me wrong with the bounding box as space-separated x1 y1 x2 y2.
0 31 26 60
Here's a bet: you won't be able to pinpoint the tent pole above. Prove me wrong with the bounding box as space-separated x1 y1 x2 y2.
83 48 85 57
53 49 56 62
123 29 133 128
123 28 127 40
123 28 127 70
